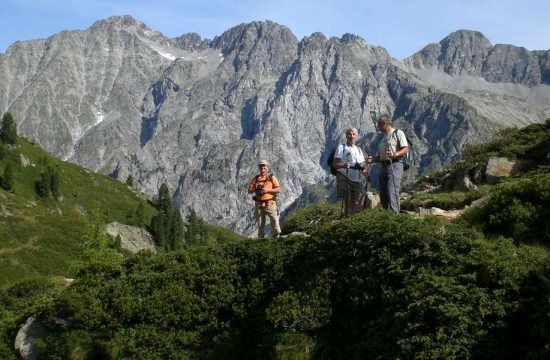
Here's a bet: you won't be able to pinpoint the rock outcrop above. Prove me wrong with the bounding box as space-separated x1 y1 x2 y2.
15 317 46 360
105 222 156 253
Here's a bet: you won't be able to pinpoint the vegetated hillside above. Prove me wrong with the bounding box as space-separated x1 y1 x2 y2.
1 122 548 359
404 119 550 244
0 136 244 288
0 136 158 287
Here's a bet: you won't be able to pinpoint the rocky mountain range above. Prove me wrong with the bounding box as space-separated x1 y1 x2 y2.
1 15 548 235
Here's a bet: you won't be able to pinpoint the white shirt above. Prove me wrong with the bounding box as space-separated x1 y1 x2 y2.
335 144 365 182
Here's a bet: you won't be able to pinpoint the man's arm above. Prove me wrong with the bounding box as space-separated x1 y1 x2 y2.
247 178 256 194
395 130 409 157
267 176 281 195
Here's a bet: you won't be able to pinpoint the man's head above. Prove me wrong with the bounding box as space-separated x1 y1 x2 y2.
258 160 269 174
377 114 393 133
345 128 358 145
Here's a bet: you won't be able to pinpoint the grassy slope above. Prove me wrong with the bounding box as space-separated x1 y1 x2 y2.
0 138 157 287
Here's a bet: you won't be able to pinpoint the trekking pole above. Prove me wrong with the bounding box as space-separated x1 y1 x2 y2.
345 153 351 216
362 160 371 210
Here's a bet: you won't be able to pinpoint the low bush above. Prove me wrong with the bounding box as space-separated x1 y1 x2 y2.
463 173 550 244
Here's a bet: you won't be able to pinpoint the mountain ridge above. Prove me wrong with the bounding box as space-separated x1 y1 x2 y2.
1 15 548 234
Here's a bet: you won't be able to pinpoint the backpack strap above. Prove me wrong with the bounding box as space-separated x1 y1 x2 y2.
391 129 404 149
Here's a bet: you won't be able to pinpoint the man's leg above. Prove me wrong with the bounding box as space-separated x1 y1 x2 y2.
336 173 347 216
388 162 404 212
265 204 281 237
379 166 389 209
255 206 266 238
348 186 360 215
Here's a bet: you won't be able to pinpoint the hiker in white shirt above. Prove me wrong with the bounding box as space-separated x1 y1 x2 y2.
332 128 367 216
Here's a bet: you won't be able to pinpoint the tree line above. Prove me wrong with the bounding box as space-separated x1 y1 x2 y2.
149 183 208 250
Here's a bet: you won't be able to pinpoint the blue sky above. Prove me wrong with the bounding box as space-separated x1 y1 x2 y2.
1 0 548 59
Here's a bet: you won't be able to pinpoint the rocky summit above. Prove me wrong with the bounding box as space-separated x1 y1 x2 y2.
1 16 548 235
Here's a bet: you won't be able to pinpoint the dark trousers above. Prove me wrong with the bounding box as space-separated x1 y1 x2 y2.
379 162 403 212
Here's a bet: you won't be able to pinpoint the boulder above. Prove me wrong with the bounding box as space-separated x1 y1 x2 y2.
363 191 380 209
15 317 46 360
416 207 463 220
485 157 519 184
105 222 157 253
444 169 478 191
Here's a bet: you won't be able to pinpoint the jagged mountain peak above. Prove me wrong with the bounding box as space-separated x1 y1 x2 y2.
89 14 168 43
91 15 148 30
440 29 492 49
405 29 547 86
211 20 298 51
170 33 210 52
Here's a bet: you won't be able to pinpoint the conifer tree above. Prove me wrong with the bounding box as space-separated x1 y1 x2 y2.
171 208 185 250
35 165 60 198
50 166 60 198
186 208 207 245
0 112 17 145
2 163 14 191
151 183 177 249
151 211 166 248
36 169 51 197
125 174 134 187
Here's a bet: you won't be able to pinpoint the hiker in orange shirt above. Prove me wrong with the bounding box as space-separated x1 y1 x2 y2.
248 160 281 238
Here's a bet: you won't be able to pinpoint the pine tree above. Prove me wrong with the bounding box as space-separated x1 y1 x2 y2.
125 174 134 187
2 163 14 191
151 183 176 249
0 112 17 145
171 208 185 250
151 211 166 247
50 166 60 198
35 165 60 198
36 169 51 197
186 208 207 245
186 209 199 245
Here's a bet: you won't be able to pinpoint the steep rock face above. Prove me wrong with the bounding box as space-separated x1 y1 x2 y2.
483 45 541 85
1 17 547 234
534 50 550 84
0 15 175 158
405 30 547 86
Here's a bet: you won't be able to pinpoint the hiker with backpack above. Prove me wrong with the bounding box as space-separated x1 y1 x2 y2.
367 114 409 212
332 127 367 216
247 159 281 238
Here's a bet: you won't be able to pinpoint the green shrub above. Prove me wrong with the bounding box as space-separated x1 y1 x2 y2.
464 173 550 244
8 210 549 359
283 202 341 234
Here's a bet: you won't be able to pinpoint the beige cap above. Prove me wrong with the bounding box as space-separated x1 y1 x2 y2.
258 159 269 166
